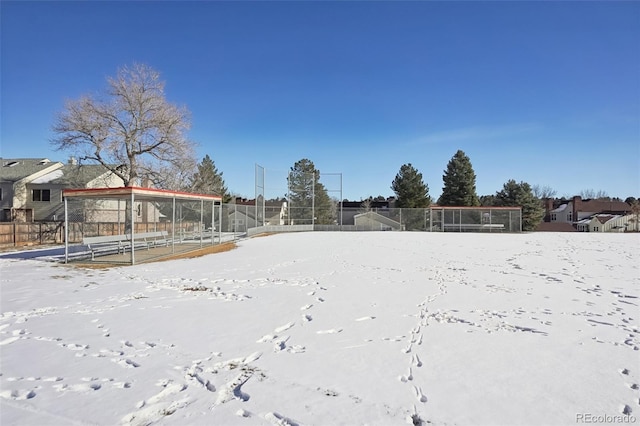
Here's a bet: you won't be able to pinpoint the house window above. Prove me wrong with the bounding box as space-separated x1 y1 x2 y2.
0 188 2 200
32 189 51 202
568 212 572 221
550 213 557 221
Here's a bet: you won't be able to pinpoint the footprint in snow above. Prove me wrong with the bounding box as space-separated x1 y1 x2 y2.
274 322 295 333
0 389 36 400
317 329 342 334
413 385 428 403
265 412 300 426
257 334 277 343
355 316 375 321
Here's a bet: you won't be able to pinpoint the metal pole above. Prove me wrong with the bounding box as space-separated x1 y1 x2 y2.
200 199 204 248
211 200 216 245
130 192 135 265
489 209 493 233
172 198 176 253
287 172 291 226
64 197 69 263
217 201 222 244
311 172 315 227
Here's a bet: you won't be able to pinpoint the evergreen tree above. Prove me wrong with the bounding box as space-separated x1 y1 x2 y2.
479 194 498 207
495 179 544 231
288 159 335 225
438 150 480 206
390 163 432 208
190 155 230 202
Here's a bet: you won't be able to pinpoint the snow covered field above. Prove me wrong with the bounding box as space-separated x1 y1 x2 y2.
1 232 638 426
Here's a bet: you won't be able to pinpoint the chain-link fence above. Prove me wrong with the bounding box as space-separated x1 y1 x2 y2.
0 203 522 249
309 206 521 232
247 206 522 234
63 197 218 240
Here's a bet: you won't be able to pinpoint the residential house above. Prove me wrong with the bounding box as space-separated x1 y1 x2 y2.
225 198 287 232
1 158 64 221
0 157 136 222
575 214 636 232
340 198 396 225
545 196 633 232
354 211 403 231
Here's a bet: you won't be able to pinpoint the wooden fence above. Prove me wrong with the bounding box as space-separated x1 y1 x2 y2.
0 221 203 248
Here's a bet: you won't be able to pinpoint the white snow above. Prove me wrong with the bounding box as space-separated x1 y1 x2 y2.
30 169 64 184
0 232 638 425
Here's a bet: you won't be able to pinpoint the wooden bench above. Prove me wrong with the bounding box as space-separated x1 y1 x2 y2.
83 231 171 260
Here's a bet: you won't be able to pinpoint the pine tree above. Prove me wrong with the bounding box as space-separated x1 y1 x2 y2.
288 159 335 225
190 155 230 202
390 163 432 208
479 194 498 206
495 179 544 231
438 150 480 206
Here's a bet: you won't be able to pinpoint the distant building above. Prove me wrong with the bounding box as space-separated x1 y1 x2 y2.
543 196 633 232
0 158 64 221
0 157 135 222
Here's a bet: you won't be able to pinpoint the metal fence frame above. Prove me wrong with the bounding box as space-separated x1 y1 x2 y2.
0 205 523 252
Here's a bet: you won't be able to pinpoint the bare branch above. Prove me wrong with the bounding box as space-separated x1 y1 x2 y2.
51 63 196 188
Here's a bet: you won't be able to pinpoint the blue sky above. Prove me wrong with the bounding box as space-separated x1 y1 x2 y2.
2 1 639 201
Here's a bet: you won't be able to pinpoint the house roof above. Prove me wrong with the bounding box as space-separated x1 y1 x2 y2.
0 158 63 183
49 164 120 187
341 200 392 209
354 211 402 229
550 204 568 213
595 214 616 224
576 198 631 214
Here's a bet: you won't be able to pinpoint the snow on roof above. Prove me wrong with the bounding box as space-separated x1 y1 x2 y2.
30 169 64 184
550 204 568 213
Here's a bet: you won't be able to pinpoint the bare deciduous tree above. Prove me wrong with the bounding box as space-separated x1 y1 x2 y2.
51 63 197 189
579 189 609 200
532 184 557 200
359 198 373 214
